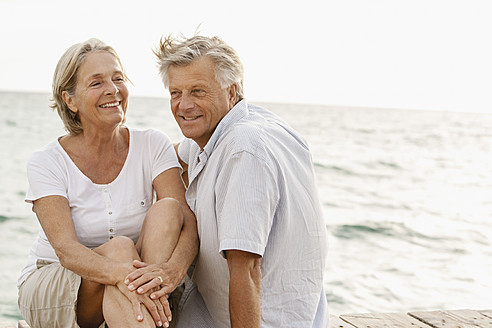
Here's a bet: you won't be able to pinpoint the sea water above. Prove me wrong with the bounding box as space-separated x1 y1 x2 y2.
1 91 491 321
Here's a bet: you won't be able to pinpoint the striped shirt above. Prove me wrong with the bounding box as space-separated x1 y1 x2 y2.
179 100 329 328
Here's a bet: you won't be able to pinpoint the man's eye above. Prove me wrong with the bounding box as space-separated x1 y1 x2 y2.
90 82 100 87
192 89 205 96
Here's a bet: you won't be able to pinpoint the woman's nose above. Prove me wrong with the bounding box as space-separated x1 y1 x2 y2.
105 81 119 95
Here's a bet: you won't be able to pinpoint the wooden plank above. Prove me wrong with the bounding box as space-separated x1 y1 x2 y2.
445 309 492 327
5 310 490 328
340 312 431 327
409 310 487 328
479 310 492 319
0 322 16 328
329 314 357 328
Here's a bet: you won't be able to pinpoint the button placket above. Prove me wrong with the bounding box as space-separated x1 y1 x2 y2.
186 185 197 212
188 152 207 189
102 188 115 239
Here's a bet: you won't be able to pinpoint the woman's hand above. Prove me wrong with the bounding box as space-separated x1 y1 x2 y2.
125 260 184 300
116 281 171 327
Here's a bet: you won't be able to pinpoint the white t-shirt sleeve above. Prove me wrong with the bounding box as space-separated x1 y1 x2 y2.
177 138 193 165
216 150 279 258
147 129 181 181
25 148 67 203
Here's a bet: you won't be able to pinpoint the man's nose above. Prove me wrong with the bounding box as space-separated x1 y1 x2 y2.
179 92 194 110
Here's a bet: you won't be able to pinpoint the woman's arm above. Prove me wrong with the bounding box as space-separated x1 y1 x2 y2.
125 167 198 298
34 195 172 326
33 195 134 285
174 143 189 187
153 167 197 269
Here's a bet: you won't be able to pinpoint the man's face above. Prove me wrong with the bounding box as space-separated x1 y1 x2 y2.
168 56 236 149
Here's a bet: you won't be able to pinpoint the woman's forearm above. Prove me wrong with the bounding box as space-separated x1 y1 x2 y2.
57 239 134 285
34 196 133 285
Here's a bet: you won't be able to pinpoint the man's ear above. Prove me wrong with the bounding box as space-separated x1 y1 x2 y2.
62 91 78 113
227 83 238 110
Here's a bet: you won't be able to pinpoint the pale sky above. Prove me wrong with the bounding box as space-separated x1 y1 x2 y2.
0 0 491 113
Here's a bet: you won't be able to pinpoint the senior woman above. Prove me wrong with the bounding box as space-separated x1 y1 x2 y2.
17 38 198 328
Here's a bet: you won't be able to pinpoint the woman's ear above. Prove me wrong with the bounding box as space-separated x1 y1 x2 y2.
62 91 78 113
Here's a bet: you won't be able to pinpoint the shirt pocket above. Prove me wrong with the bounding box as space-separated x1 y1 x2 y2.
125 194 152 214
120 195 153 243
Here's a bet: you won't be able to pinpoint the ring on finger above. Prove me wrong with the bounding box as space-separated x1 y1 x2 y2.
157 276 164 285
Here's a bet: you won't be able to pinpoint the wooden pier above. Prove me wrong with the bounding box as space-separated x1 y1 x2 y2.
1 309 491 327
0 321 28 328
329 309 492 327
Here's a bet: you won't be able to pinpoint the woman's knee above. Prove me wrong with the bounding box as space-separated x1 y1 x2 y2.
146 197 184 228
93 236 137 259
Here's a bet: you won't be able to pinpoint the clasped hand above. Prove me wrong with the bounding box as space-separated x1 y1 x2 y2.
124 260 183 326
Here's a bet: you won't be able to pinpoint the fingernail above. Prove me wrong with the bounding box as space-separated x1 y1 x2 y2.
124 279 129 284
168 316 172 322
137 288 143 293
151 294 156 299
137 315 143 321
157 321 162 327
164 322 169 327
128 284 134 290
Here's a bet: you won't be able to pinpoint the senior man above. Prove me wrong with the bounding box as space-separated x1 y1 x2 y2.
155 34 329 328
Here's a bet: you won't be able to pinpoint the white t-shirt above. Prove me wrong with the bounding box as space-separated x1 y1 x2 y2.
179 101 328 328
18 128 180 287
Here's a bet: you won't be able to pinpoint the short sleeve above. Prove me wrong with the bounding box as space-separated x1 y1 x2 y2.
25 150 67 203
215 151 279 257
177 138 193 165
148 129 181 181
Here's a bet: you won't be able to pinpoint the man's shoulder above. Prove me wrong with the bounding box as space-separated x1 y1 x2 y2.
220 116 271 156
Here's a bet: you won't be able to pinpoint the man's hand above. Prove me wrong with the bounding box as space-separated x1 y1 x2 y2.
226 250 262 328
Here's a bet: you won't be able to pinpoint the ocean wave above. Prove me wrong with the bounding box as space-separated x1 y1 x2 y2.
0 215 11 223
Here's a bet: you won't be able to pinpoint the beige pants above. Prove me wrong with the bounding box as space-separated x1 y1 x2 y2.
18 260 85 328
19 260 183 328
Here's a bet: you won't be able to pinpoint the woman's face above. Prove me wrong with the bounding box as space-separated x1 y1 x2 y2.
64 51 129 131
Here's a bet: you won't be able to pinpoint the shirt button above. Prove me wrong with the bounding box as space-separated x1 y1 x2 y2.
108 211 112 215
109 236 114 239
109 228 114 233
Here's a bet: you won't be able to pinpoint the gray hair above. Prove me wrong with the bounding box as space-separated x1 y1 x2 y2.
50 38 128 135
154 35 244 103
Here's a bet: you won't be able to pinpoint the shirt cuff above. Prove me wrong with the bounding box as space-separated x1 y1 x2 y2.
219 239 265 259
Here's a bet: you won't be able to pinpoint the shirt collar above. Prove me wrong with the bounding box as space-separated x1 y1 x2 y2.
202 99 249 156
